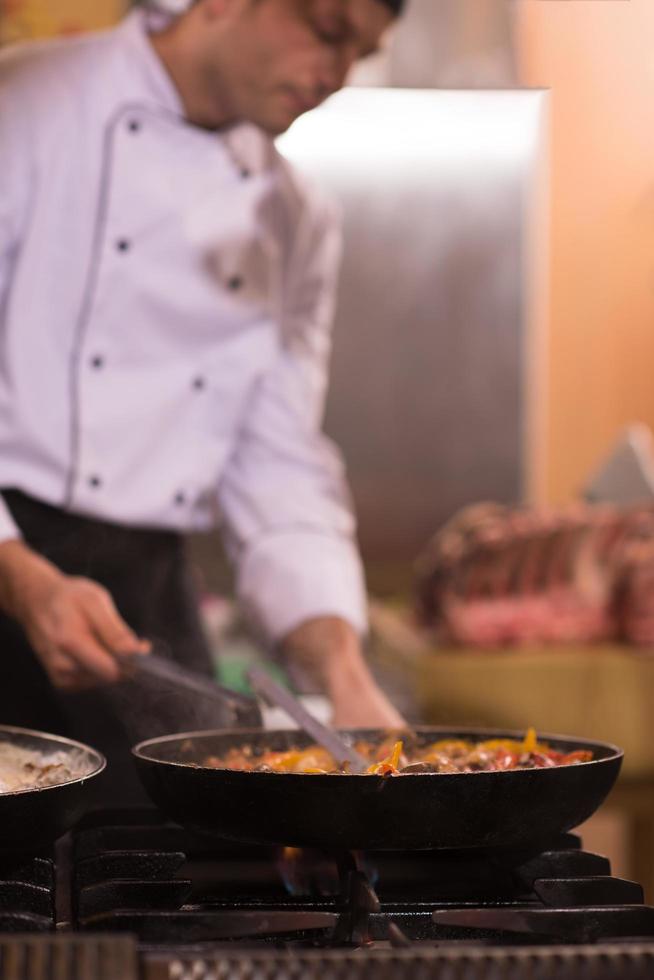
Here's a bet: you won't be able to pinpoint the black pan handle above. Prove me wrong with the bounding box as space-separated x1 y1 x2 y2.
128 651 263 728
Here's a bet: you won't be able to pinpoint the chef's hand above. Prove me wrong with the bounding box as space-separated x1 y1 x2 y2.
281 616 405 729
0 539 150 691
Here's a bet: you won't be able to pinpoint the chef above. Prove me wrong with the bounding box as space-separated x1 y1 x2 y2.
0 0 405 793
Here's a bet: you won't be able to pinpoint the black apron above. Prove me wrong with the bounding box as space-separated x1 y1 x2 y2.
0 489 228 805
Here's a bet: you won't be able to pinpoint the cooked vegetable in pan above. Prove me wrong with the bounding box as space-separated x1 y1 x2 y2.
203 728 593 776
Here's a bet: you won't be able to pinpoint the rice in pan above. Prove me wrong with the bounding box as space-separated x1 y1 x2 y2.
0 741 88 794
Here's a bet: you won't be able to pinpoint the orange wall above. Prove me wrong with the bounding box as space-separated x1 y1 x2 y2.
0 0 126 42
515 0 654 502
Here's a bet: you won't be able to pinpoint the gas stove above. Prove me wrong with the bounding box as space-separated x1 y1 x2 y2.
1 808 654 979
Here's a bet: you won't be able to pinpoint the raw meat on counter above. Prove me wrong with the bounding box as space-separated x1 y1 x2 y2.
415 502 654 647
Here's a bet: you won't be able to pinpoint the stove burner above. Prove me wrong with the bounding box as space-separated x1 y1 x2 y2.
277 847 341 897
332 865 381 946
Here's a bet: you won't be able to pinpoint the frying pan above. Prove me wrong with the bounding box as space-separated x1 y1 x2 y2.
0 725 105 856
133 726 623 851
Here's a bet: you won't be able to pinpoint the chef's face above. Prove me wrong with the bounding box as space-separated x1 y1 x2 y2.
197 0 395 134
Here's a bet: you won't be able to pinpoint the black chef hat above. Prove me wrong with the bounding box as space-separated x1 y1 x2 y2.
377 0 406 15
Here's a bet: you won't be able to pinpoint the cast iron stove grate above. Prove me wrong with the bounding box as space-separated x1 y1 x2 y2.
64 810 654 947
2 809 654 979
0 853 54 934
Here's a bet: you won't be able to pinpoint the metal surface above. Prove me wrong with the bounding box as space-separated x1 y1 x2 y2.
146 945 654 980
246 668 367 773
278 89 548 560
533 877 644 908
0 726 105 857
132 727 622 851
431 906 654 942
0 935 138 980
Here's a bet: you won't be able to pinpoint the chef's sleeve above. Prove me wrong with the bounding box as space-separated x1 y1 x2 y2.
216 195 368 643
0 80 31 544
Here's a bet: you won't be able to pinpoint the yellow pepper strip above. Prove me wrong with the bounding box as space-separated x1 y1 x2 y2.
367 740 404 775
424 740 472 755
293 748 336 773
522 727 538 754
261 751 304 772
478 739 523 753
484 730 548 756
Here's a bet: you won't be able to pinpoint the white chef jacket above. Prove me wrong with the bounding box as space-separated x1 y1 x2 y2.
0 9 368 642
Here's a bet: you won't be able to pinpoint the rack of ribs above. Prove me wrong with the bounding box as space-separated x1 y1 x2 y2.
414 502 654 647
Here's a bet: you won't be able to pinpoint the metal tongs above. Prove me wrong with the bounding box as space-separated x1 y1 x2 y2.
123 650 370 772
247 666 368 774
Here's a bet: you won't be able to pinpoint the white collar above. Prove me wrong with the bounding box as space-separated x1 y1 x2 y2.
116 8 275 179
118 8 185 117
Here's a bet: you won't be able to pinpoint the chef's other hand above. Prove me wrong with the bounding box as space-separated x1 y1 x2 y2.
281 616 405 729
0 539 150 691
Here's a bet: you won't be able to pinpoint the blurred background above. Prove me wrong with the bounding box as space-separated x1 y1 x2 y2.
3 0 654 512
4 0 649 588
3 0 654 892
